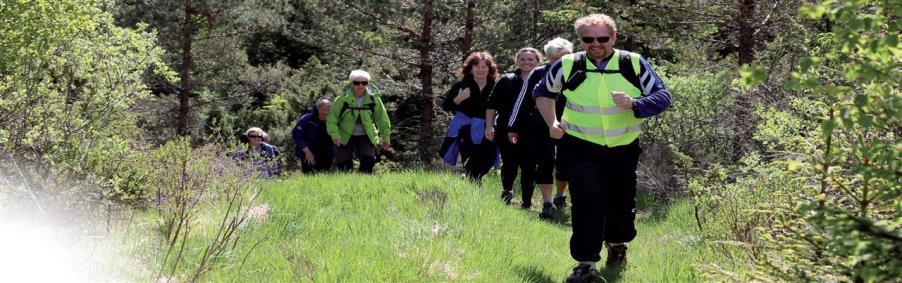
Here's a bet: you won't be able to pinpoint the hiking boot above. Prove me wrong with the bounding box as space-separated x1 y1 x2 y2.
520 201 532 210
500 191 513 205
565 263 601 283
605 243 628 267
539 202 555 219
553 195 567 209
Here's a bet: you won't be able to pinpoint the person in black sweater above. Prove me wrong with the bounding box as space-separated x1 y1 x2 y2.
439 52 499 181
485 48 542 208
508 38 574 218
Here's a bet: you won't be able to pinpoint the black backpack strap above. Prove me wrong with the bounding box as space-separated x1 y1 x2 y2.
577 52 611 74
564 51 643 92
563 52 587 91
339 97 377 119
618 50 643 93
339 100 352 118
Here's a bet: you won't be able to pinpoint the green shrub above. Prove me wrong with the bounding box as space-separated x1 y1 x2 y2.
0 0 169 209
694 1 900 281
640 72 734 200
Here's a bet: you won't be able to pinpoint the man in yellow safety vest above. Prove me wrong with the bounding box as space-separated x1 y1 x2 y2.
533 13 672 283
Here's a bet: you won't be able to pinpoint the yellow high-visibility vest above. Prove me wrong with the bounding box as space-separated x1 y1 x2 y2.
560 49 643 147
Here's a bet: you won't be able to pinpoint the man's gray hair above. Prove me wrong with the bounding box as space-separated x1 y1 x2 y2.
574 13 617 34
315 96 333 108
543 37 574 58
348 69 371 82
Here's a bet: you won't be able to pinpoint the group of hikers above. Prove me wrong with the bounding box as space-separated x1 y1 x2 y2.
234 69 392 176
236 13 671 283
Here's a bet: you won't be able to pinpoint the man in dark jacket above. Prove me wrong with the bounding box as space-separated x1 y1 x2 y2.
292 96 335 173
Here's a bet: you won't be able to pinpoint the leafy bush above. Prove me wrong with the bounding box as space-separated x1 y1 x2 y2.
694 1 900 281
639 72 735 200
644 72 736 164
0 0 170 209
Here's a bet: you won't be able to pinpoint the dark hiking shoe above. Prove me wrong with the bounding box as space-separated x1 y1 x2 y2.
565 263 601 283
605 243 628 267
539 202 555 219
520 201 532 210
500 191 513 205
553 195 567 209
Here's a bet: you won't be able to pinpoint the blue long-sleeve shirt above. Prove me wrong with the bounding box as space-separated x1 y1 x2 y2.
532 51 672 118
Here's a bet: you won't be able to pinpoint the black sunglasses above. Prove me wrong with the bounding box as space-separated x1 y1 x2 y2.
352 81 369 86
581 36 611 44
248 135 262 138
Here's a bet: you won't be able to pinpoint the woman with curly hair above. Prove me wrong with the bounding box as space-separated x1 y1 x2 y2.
439 52 499 181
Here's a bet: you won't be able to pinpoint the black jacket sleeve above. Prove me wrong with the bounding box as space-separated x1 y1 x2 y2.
441 83 463 113
487 76 510 111
509 68 544 132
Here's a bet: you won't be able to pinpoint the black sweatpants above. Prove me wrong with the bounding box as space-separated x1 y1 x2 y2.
464 138 496 181
497 127 536 205
561 135 641 262
300 149 334 174
525 119 556 185
334 135 377 173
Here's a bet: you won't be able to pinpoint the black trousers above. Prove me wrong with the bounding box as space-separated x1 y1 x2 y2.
464 138 495 181
334 135 377 173
300 149 334 174
561 135 641 262
554 141 571 182
497 127 536 204
525 119 556 185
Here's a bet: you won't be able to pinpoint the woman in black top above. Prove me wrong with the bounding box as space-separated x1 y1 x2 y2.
439 51 499 181
485 48 542 207
507 38 574 218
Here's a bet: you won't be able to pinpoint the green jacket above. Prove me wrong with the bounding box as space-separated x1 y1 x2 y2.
326 84 391 145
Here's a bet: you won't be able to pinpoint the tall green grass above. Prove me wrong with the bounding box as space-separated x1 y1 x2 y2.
117 171 737 282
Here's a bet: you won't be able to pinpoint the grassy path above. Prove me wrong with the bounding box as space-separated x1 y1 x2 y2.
185 171 717 282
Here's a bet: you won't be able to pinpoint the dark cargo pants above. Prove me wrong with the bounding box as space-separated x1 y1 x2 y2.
561 134 641 262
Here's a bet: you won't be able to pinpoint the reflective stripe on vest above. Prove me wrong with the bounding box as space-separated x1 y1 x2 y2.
562 121 642 137
560 49 644 147
566 101 602 114
566 101 632 115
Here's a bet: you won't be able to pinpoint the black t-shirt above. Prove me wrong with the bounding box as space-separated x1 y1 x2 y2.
441 77 496 118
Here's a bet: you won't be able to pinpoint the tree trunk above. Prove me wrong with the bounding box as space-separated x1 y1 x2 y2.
532 0 540 40
738 0 755 65
419 0 435 164
177 1 195 136
462 0 475 62
733 0 756 161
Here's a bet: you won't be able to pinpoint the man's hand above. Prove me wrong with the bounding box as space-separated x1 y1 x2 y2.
612 91 633 109
302 148 316 165
333 138 341 146
549 121 566 140
381 141 390 151
484 127 495 141
508 132 519 144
